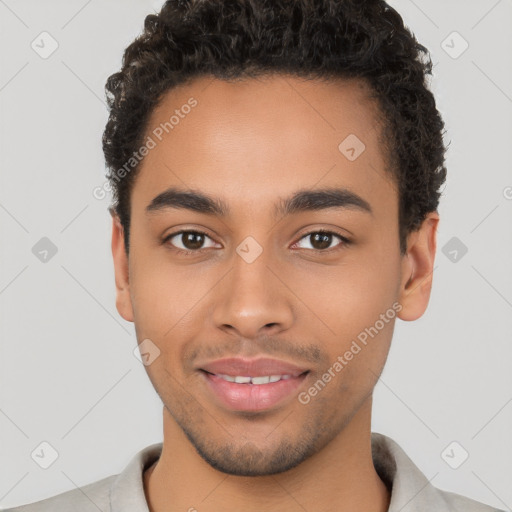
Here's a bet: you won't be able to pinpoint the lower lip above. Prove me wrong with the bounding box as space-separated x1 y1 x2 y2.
200 371 309 412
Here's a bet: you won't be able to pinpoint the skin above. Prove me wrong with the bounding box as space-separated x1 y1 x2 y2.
111 75 439 512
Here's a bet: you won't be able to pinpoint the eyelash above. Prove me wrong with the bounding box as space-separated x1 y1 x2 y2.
162 229 351 256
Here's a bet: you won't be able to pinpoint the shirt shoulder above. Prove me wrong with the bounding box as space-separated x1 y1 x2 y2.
437 488 506 512
1 474 116 512
371 433 506 512
2 442 163 512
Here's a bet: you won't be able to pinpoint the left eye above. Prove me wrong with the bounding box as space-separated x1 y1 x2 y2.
293 230 349 251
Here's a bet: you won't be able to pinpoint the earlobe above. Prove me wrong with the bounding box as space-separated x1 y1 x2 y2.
111 212 134 323
397 212 439 322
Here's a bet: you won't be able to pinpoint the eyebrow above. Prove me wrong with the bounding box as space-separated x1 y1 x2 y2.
145 186 373 218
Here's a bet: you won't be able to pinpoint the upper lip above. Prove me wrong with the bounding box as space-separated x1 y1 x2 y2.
199 357 310 378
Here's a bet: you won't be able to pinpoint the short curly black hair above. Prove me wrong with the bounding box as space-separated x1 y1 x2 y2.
102 0 447 256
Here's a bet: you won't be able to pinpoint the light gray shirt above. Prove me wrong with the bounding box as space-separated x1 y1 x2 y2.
2 433 504 511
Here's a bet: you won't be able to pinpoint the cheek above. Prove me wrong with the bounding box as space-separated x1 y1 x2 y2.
129 245 197 325
289 252 399 380
292 255 399 332
129 256 215 373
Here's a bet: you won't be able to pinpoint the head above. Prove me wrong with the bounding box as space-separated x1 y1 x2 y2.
104 0 447 476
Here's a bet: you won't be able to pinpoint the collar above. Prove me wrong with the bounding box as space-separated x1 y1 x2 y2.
371 432 451 511
110 442 161 511
109 433 452 511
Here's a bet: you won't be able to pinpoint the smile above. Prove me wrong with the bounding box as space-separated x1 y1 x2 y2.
200 370 310 412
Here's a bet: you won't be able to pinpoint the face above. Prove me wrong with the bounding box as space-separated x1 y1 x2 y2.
112 75 438 476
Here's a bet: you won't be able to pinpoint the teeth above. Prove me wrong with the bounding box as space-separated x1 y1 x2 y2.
218 374 236 382
251 376 271 385
234 376 251 384
217 374 292 384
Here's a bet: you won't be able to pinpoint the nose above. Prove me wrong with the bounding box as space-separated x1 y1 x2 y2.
212 247 294 339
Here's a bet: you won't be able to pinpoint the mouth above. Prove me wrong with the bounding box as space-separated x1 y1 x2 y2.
199 369 310 412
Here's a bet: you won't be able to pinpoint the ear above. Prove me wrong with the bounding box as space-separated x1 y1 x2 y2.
397 211 439 321
111 210 134 323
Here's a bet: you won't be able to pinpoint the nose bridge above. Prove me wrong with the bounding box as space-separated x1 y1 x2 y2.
232 239 273 298
212 235 293 336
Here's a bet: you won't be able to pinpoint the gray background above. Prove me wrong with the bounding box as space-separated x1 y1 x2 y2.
1 0 511 509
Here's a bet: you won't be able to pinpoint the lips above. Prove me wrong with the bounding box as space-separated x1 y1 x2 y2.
198 357 310 412
199 357 309 378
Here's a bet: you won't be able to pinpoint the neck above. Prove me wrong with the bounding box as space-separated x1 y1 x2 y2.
144 396 390 512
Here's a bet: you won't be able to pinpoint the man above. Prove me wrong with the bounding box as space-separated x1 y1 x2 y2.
5 0 504 511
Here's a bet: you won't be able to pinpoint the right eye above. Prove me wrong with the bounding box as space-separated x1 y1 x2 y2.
163 230 219 255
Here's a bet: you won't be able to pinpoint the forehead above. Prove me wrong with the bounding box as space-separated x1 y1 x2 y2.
131 74 396 219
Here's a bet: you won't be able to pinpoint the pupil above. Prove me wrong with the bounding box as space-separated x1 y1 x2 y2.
312 232 331 250
184 232 204 250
